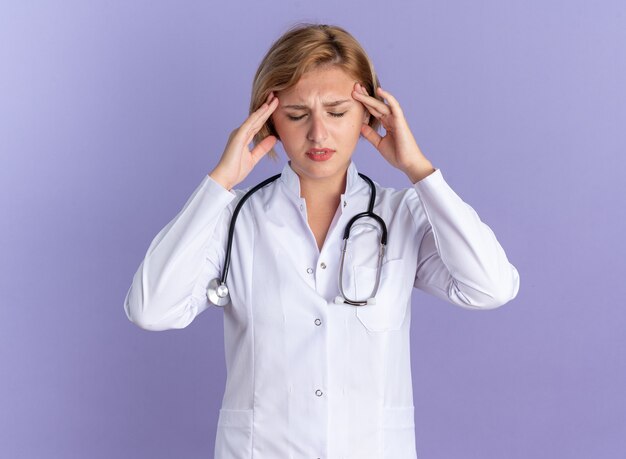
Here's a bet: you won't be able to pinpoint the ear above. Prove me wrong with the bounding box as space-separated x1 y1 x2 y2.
268 119 281 141
362 110 370 125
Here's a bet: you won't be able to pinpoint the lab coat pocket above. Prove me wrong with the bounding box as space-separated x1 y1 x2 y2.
382 406 417 458
214 408 253 459
355 259 411 332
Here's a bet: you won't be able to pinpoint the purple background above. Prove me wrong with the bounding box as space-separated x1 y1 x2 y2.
1 1 625 458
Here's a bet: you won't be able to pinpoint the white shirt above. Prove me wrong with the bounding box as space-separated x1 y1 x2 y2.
124 161 520 459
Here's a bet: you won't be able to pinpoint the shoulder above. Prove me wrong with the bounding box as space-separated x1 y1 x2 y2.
369 178 420 209
363 177 427 229
230 174 286 214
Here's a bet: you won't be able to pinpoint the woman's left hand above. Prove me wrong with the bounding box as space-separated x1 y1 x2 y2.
352 83 436 183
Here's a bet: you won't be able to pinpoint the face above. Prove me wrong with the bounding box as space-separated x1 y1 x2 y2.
270 66 370 186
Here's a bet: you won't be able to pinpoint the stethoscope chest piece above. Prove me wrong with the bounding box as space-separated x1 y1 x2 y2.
207 278 230 307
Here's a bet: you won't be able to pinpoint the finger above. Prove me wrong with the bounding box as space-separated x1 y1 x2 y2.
240 98 279 144
360 123 383 149
355 96 386 119
352 87 386 118
252 97 279 129
255 97 279 127
353 84 391 117
250 135 277 165
376 87 404 116
243 107 279 148
365 104 386 119
352 83 378 104
245 97 278 129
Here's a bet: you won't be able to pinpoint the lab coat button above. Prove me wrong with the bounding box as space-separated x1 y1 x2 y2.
320 262 327 269
315 389 323 396
306 267 314 274
314 318 322 326
300 204 304 211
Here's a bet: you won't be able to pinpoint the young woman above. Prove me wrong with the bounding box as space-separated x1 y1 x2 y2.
124 23 520 459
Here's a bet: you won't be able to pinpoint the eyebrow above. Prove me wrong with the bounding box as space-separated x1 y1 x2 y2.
282 99 351 110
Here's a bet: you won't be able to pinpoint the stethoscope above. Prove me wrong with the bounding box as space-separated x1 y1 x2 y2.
207 172 388 307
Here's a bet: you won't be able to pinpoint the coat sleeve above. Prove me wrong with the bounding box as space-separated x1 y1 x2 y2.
123 174 239 330
408 169 520 309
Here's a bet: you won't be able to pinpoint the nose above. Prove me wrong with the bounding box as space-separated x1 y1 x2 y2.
306 112 328 143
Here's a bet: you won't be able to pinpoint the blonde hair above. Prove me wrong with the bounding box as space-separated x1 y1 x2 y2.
250 23 383 160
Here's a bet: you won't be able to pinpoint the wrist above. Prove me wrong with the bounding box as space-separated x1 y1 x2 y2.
404 162 436 184
208 168 234 191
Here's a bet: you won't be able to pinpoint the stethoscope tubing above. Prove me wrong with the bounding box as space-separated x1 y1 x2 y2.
220 173 281 285
209 171 387 307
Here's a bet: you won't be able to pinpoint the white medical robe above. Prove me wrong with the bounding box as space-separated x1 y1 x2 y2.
124 160 520 458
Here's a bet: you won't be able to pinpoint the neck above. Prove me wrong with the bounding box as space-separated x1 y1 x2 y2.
298 170 348 206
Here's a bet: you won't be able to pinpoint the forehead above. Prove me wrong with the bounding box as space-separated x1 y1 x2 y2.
280 67 356 101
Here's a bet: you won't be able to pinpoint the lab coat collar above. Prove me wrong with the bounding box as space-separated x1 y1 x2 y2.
278 160 363 199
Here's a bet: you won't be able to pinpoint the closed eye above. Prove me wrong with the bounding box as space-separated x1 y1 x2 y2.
287 112 347 121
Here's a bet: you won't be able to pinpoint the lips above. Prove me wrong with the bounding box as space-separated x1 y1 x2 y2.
306 148 335 155
305 148 335 162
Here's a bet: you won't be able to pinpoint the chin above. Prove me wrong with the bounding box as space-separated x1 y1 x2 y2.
301 162 350 181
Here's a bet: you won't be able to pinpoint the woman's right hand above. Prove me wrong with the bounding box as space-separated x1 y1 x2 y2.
209 92 279 190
